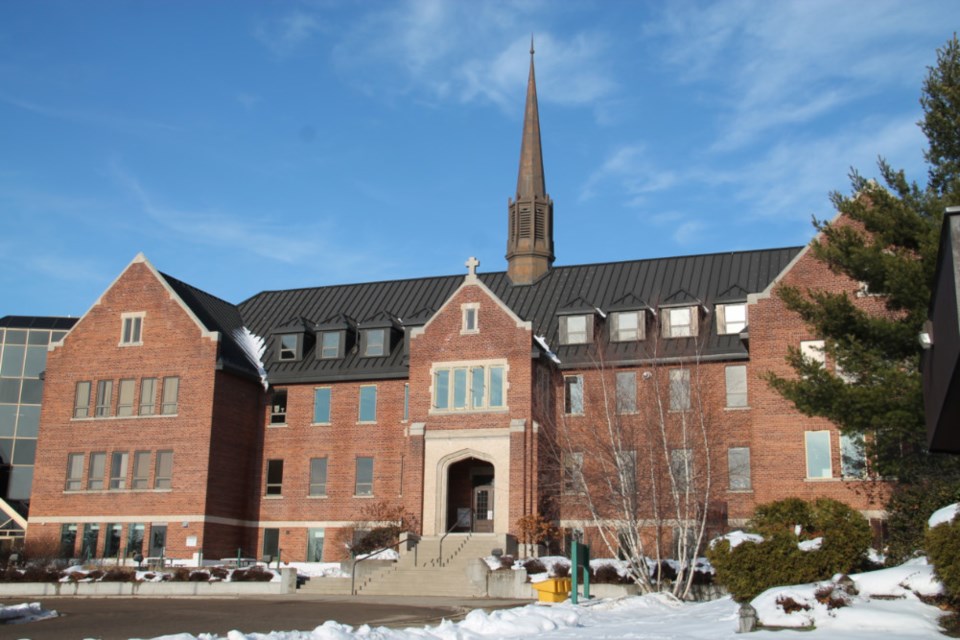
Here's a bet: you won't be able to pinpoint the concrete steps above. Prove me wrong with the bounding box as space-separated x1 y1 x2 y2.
298 577 351 595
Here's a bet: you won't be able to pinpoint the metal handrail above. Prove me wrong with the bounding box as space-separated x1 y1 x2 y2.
350 534 417 595
437 519 467 568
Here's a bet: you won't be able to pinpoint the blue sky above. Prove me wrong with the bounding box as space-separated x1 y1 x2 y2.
2 1 958 317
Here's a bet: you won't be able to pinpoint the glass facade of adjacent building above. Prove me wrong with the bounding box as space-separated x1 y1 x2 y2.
0 316 76 505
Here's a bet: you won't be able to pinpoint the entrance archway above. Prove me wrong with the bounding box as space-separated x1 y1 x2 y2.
445 457 495 533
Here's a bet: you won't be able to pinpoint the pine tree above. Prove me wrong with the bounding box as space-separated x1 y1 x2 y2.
765 36 960 559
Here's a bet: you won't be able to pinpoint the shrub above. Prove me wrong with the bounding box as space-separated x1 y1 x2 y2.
170 568 191 582
814 583 851 610
85 569 104 582
350 525 403 556
498 555 515 570
776 595 811 614
102 568 137 582
188 570 210 582
886 478 960 565
708 497 871 603
231 566 274 582
522 558 546 575
552 561 570 578
592 564 628 584
209 567 229 581
926 517 960 602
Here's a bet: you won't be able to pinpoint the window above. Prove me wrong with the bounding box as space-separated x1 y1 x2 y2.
617 450 637 494
669 369 690 411
616 371 637 414
563 452 584 494
139 378 157 415
117 379 135 417
841 433 867 479
127 523 145 556
132 451 151 489
60 524 77 557
363 329 386 357
65 453 84 491
359 386 377 422
265 459 283 496
800 339 826 366
160 377 179 415
270 389 287 424
728 447 751 490
309 457 328 496
670 448 693 493
805 431 832 479
564 375 584 415
74 381 91 418
95 380 113 417
431 364 506 412
154 450 173 489
662 306 697 338
311 387 331 424
104 523 122 557
559 315 592 345
355 457 373 496
319 331 341 359
278 334 300 361
725 365 748 408
611 311 644 342
120 312 144 345
717 304 747 335
403 383 409 421
87 452 106 490
462 303 479 334
109 452 128 489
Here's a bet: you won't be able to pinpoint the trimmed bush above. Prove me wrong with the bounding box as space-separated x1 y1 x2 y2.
708 497 871 602
231 565 274 582
188 570 211 582
926 517 960 601
592 564 629 584
498 555 515 570
170 567 191 582
552 561 570 578
522 558 546 575
209 567 229 581
102 568 137 582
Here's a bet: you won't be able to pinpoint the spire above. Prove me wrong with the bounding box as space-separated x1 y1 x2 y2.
507 38 554 285
516 37 547 201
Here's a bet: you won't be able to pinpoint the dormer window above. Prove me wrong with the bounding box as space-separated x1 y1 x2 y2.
363 329 386 357
661 306 698 338
278 334 300 361
319 331 341 359
717 303 747 335
559 314 592 345
120 312 144 346
611 310 644 342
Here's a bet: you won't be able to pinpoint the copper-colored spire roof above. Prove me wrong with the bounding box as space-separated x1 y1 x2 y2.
516 37 546 200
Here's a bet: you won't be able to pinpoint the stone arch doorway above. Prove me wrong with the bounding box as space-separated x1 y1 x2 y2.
445 457 495 533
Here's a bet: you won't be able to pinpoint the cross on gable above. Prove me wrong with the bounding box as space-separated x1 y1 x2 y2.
465 256 480 277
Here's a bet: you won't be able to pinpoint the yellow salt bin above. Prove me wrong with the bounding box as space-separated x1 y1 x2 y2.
531 577 572 603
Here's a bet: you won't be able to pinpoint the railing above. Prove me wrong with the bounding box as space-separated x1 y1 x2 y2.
350 534 418 595
437 519 468 568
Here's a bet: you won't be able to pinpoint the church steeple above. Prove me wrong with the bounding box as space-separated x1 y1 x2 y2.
507 38 554 285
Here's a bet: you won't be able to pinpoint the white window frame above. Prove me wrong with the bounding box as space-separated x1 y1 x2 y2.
430 360 507 413
661 306 698 338
461 303 480 335
804 431 832 479
611 310 644 342
120 312 145 346
724 365 748 408
717 303 747 335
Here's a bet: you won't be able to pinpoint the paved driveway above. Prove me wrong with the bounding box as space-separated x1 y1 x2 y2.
1 595 530 640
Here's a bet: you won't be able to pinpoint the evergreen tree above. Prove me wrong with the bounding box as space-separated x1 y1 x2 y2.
765 36 960 559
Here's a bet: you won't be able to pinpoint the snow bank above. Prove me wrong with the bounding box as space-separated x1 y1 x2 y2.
0 602 58 624
928 502 959 528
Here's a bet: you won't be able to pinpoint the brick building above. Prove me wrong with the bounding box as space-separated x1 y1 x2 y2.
25 49 885 563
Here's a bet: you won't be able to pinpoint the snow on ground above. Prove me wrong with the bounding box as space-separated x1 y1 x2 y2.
0 601 58 625
1 558 946 639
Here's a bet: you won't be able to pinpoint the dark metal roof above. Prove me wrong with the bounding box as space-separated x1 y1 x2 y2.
0 316 78 330
238 246 803 382
160 273 262 381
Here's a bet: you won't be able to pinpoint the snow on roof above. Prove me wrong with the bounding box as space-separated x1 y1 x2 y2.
534 335 561 364
234 327 268 390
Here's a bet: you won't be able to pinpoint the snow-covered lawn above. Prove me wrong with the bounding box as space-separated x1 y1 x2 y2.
0 557 947 639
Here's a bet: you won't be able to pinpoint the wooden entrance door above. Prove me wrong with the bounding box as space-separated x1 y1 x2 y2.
472 485 494 533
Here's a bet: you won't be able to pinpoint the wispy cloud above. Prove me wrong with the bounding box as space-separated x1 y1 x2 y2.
580 145 679 204
254 10 324 56
0 95 177 134
648 0 944 150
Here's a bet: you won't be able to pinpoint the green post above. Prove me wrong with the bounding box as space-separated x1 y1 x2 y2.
571 543 579 604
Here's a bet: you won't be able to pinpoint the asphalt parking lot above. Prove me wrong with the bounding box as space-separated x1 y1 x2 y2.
0 594 530 640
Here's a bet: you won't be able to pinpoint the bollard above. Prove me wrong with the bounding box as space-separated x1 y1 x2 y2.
738 602 758 633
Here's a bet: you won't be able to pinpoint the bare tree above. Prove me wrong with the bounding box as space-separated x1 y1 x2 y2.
542 315 725 599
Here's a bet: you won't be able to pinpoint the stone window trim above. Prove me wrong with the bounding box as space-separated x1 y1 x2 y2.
461 303 480 335
73 375 181 421
119 312 145 347
429 359 509 415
